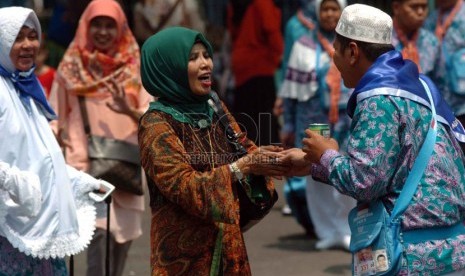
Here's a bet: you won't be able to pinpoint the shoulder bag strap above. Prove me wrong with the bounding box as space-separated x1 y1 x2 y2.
390 78 438 221
208 91 248 157
78 96 91 136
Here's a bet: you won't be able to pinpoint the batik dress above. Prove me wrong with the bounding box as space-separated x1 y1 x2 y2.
138 103 276 276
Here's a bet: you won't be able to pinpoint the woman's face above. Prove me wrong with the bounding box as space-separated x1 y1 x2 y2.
188 42 213 96
319 0 342 32
393 0 428 33
10 26 40 72
88 16 118 52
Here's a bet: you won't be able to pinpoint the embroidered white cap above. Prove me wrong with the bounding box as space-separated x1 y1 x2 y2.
335 4 392 44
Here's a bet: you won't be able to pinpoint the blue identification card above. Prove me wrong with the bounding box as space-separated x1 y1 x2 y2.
349 203 391 276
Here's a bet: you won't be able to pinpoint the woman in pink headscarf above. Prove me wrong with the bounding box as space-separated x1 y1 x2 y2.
49 0 152 275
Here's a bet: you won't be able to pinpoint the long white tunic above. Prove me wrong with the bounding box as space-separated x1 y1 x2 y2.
0 74 99 259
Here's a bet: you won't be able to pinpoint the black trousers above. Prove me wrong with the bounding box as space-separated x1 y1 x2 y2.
232 76 280 146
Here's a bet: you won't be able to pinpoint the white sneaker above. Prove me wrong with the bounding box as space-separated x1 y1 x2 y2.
281 204 292 216
315 235 351 251
342 235 351 251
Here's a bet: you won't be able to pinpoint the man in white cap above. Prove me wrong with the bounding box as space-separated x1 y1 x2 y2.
282 3 465 275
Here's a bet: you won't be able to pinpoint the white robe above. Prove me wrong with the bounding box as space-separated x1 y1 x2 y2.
0 6 99 259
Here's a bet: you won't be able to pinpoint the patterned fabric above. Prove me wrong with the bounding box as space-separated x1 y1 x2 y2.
280 10 315 83
139 103 276 275
424 3 465 116
55 0 141 98
318 94 465 275
0 236 68 276
392 28 440 78
280 35 321 102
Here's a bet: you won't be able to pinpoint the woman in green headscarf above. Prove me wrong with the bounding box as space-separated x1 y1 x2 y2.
138 27 288 275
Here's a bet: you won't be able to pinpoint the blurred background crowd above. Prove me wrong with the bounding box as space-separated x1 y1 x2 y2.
0 0 452 250
1 0 462 275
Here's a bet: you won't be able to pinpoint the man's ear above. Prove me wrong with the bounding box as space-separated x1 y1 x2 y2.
348 42 359 66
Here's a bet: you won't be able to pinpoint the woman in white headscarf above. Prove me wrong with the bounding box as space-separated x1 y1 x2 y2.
0 6 103 275
279 0 355 250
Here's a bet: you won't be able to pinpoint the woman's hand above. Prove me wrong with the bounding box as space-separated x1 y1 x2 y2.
279 148 312 177
104 78 141 122
235 146 289 177
302 129 339 164
280 148 310 167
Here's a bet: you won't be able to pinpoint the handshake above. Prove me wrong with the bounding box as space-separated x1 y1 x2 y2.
236 129 339 178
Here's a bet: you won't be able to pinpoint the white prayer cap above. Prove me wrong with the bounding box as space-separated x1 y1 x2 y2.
335 4 392 44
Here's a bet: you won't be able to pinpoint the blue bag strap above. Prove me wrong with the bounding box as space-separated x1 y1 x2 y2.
390 78 438 221
403 221 465 244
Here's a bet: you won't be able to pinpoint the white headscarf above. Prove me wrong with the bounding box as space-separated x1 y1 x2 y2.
315 0 347 21
0 7 42 73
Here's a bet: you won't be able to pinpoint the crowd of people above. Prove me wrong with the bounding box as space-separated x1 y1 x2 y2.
1 0 465 275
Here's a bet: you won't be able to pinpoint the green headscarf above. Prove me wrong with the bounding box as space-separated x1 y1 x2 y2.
141 27 214 127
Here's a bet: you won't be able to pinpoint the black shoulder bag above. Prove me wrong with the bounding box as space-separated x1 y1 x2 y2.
208 92 278 231
78 96 144 195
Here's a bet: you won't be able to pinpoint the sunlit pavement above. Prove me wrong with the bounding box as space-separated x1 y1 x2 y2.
70 180 352 276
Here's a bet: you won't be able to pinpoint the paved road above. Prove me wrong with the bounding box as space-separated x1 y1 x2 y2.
70 181 352 275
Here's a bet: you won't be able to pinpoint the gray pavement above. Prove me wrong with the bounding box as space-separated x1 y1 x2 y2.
70 180 352 275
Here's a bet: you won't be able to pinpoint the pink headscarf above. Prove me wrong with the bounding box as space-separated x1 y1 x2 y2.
56 0 141 98
73 0 126 51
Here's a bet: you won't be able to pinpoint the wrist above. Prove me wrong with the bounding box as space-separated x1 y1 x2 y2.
129 108 142 122
229 162 245 182
235 158 250 175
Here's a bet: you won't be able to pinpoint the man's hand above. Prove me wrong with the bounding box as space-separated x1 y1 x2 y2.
302 129 339 163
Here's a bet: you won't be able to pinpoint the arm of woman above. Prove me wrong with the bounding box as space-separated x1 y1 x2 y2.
66 165 101 206
221 102 284 196
0 161 41 217
139 111 240 224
